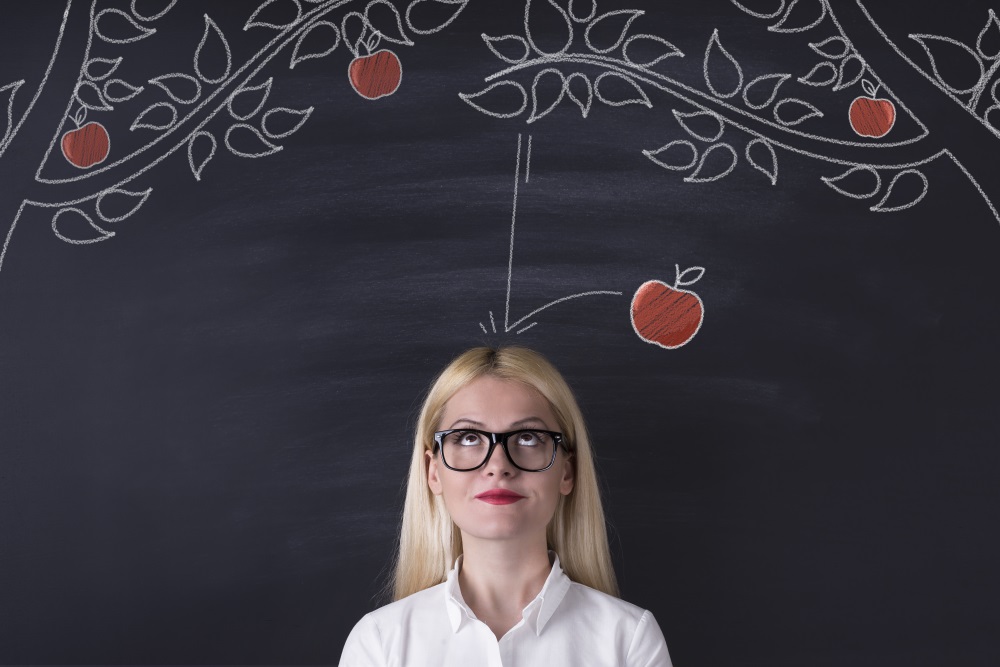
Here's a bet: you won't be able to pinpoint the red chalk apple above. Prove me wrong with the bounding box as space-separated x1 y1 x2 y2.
348 49 402 100
61 121 110 169
631 265 705 349
849 80 895 138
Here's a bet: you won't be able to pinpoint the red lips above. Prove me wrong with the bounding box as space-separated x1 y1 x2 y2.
475 489 525 505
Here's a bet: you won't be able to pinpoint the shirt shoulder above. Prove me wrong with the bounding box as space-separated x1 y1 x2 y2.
564 580 649 621
557 583 673 667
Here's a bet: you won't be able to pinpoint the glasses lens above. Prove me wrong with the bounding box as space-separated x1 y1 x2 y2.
440 430 557 471
505 430 556 470
440 430 490 470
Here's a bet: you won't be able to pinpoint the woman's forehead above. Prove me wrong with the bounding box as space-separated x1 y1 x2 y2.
439 375 556 429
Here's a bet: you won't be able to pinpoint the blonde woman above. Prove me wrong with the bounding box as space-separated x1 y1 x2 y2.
339 346 673 666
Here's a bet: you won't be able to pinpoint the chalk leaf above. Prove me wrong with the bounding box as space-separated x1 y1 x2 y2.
871 169 928 213
405 0 469 36
704 29 743 98
745 137 777 185
52 208 114 245
585 9 643 54
95 8 156 44
290 21 341 68
459 80 527 119
188 131 217 181
96 187 152 223
482 34 530 64
149 74 201 104
594 71 651 107
685 142 737 183
195 15 233 84
643 140 697 171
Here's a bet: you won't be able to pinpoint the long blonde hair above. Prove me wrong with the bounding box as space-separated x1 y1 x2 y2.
391 346 618 600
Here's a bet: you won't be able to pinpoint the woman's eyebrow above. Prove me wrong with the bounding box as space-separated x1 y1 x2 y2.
508 417 549 428
448 418 485 429
447 417 549 429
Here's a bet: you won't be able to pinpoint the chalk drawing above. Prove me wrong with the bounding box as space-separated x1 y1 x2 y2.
849 80 896 138
0 0 468 272
479 134 622 336
149 74 202 104
630 265 705 350
458 0 1000 227
131 0 177 23
245 0 304 31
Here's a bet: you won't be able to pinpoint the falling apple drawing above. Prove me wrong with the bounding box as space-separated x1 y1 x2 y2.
61 120 110 169
631 265 705 349
849 79 896 138
349 49 402 100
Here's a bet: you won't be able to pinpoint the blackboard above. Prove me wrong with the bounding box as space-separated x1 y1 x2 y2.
2 0 999 664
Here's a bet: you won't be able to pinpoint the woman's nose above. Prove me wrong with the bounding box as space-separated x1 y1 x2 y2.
482 443 516 477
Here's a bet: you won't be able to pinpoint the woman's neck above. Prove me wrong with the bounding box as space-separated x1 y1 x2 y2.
457 534 553 639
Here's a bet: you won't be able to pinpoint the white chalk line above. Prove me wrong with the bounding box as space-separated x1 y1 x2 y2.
828 1 997 143
495 132 624 334
36 0 365 192
525 133 531 183
504 133 522 331
1 0 81 160
2 0 465 272
482 53 931 156
507 291 624 333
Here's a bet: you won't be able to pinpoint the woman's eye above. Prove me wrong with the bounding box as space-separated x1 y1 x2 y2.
459 432 483 446
515 431 541 446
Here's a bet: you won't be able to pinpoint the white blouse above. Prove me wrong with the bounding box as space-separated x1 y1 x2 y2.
339 553 673 666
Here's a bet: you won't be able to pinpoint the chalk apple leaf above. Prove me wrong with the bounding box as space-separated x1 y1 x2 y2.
643 140 698 171
96 187 152 223
910 34 984 95
773 97 823 126
245 0 303 30
225 123 282 158
769 0 825 33
149 74 202 104
459 80 527 119
95 8 156 44
684 142 737 183
821 165 881 199
704 29 743 98
871 169 928 213
262 106 314 139
131 102 177 131
594 72 651 107
746 137 778 185
528 68 566 124
84 57 123 82
188 131 217 181
623 34 683 66
52 208 114 245
482 34 531 64
194 15 232 84
585 9 643 54
406 0 468 36
742 73 789 109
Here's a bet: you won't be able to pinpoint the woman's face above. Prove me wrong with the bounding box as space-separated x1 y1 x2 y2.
427 375 574 545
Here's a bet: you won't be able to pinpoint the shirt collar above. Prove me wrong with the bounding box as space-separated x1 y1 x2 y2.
443 551 573 636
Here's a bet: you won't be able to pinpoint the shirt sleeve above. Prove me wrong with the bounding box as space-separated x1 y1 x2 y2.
625 610 673 667
339 613 386 667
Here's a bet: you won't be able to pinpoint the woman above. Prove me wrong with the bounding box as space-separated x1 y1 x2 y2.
339 346 673 666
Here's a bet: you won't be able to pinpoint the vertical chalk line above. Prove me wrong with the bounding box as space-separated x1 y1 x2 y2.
504 133 523 331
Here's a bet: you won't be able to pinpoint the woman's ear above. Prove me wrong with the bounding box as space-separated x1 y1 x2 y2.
426 449 443 495
559 453 574 495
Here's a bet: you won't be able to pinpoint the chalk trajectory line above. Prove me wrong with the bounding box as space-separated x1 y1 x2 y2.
479 133 622 335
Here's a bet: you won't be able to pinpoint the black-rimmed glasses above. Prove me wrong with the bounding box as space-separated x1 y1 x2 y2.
432 429 567 472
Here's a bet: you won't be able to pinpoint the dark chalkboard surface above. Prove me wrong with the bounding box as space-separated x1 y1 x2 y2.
2 0 999 664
